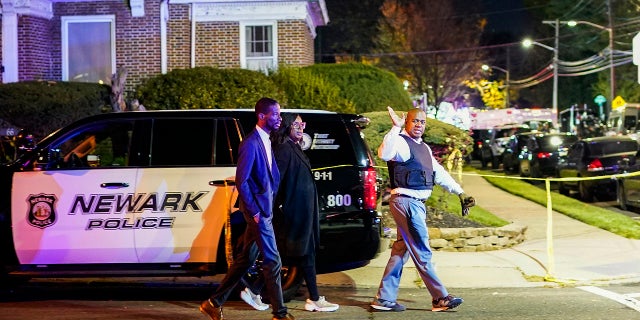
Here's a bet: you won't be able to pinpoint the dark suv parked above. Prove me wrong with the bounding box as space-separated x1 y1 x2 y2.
557 136 638 201
0 109 382 300
519 132 578 178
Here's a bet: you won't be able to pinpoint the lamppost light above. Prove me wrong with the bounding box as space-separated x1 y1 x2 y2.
481 64 490 71
567 20 577 27
522 39 533 47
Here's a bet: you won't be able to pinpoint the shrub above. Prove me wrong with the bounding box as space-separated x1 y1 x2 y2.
269 67 355 113
134 67 287 109
0 81 110 139
304 63 413 113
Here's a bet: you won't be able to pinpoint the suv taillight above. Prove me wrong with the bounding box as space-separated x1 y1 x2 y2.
362 167 378 210
536 152 551 159
587 158 604 171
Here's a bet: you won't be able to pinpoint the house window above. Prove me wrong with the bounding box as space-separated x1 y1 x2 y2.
240 22 278 72
61 15 116 85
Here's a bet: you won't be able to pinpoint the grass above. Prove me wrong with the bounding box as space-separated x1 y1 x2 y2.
476 169 640 239
427 184 510 228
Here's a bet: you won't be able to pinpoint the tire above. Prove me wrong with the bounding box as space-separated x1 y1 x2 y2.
530 162 542 178
558 181 570 196
491 155 500 170
519 161 530 177
578 181 594 202
617 181 628 211
279 265 303 302
245 264 303 303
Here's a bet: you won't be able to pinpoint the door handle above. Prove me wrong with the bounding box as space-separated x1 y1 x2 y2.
100 182 130 189
210 179 235 187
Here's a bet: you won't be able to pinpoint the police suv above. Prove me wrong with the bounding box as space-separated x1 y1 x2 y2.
0 109 382 299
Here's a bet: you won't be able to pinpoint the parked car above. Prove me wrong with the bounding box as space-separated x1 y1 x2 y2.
615 154 640 210
486 123 532 169
0 109 382 300
556 136 638 202
519 132 579 178
471 129 492 167
501 132 534 174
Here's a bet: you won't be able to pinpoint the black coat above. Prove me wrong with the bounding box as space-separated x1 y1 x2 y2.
272 139 320 257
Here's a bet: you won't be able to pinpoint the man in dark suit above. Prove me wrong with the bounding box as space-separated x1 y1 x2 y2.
200 97 295 320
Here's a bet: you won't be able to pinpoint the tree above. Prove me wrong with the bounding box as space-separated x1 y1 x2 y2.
464 79 507 109
374 0 487 112
315 0 385 62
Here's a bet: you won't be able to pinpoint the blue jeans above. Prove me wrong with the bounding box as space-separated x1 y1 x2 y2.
376 194 448 302
211 215 287 317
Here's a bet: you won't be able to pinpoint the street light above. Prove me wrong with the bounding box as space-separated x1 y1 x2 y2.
566 20 615 116
543 19 615 119
522 37 558 118
481 64 510 108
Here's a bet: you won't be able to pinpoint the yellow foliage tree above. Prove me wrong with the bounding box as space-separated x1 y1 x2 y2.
464 79 506 109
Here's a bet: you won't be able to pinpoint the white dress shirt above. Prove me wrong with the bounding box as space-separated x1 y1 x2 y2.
378 126 464 199
256 125 272 170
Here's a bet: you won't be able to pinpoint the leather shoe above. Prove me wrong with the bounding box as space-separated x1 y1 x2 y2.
272 313 295 320
200 299 223 320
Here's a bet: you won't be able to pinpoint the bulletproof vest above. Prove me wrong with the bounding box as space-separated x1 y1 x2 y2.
387 135 435 190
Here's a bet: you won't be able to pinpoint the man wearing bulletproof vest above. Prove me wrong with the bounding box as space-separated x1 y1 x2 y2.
371 107 475 313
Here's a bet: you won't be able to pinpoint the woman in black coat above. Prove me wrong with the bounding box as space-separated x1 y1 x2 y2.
270 113 339 313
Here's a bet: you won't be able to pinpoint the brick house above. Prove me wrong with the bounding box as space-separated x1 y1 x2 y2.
0 0 328 91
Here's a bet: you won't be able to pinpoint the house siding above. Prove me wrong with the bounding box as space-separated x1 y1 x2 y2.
53 0 162 90
18 15 53 82
167 4 191 70
278 20 314 67
2 0 323 91
195 21 240 68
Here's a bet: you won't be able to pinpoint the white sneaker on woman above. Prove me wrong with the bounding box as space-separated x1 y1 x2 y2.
240 287 269 311
304 296 339 312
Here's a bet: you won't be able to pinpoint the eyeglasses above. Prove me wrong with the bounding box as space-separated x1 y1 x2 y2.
410 119 426 125
292 122 306 129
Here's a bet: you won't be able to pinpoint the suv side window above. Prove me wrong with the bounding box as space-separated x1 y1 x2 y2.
42 119 136 169
149 118 240 166
302 117 357 166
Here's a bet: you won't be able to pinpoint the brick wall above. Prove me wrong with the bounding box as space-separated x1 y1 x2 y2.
18 15 53 81
167 4 191 70
195 22 240 68
278 20 314 67
8 2 318 90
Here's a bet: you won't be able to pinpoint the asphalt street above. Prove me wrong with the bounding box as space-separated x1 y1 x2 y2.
1 279 639 320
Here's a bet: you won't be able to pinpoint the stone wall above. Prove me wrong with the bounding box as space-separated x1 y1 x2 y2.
427 223 527 252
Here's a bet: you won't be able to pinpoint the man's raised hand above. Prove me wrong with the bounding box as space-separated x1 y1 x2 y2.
387 106 405 128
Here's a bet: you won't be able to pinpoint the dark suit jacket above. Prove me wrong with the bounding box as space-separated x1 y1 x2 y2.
236 128 280 221
273 139 320 257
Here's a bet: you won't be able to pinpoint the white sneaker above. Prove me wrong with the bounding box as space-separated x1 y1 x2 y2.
304 296 339 312
240 287 269 311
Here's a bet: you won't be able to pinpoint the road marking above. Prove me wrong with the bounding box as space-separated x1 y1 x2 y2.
578 286 640 312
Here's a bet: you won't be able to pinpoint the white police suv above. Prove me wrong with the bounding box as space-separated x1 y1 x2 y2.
0 109 382 300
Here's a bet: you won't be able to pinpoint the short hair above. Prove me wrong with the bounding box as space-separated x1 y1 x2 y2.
255 97 279 115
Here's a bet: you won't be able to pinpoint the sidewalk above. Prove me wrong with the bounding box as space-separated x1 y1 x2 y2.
318 174 640 289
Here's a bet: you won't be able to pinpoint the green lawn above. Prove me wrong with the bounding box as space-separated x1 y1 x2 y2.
426 184 510 228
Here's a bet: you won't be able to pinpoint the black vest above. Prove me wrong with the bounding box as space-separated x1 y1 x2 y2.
387 135 435 190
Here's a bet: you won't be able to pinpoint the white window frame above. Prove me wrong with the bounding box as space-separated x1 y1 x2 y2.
239 20 278 73
61 15 116 84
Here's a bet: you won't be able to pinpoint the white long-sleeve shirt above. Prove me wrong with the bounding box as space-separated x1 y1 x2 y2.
378 126 464 199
